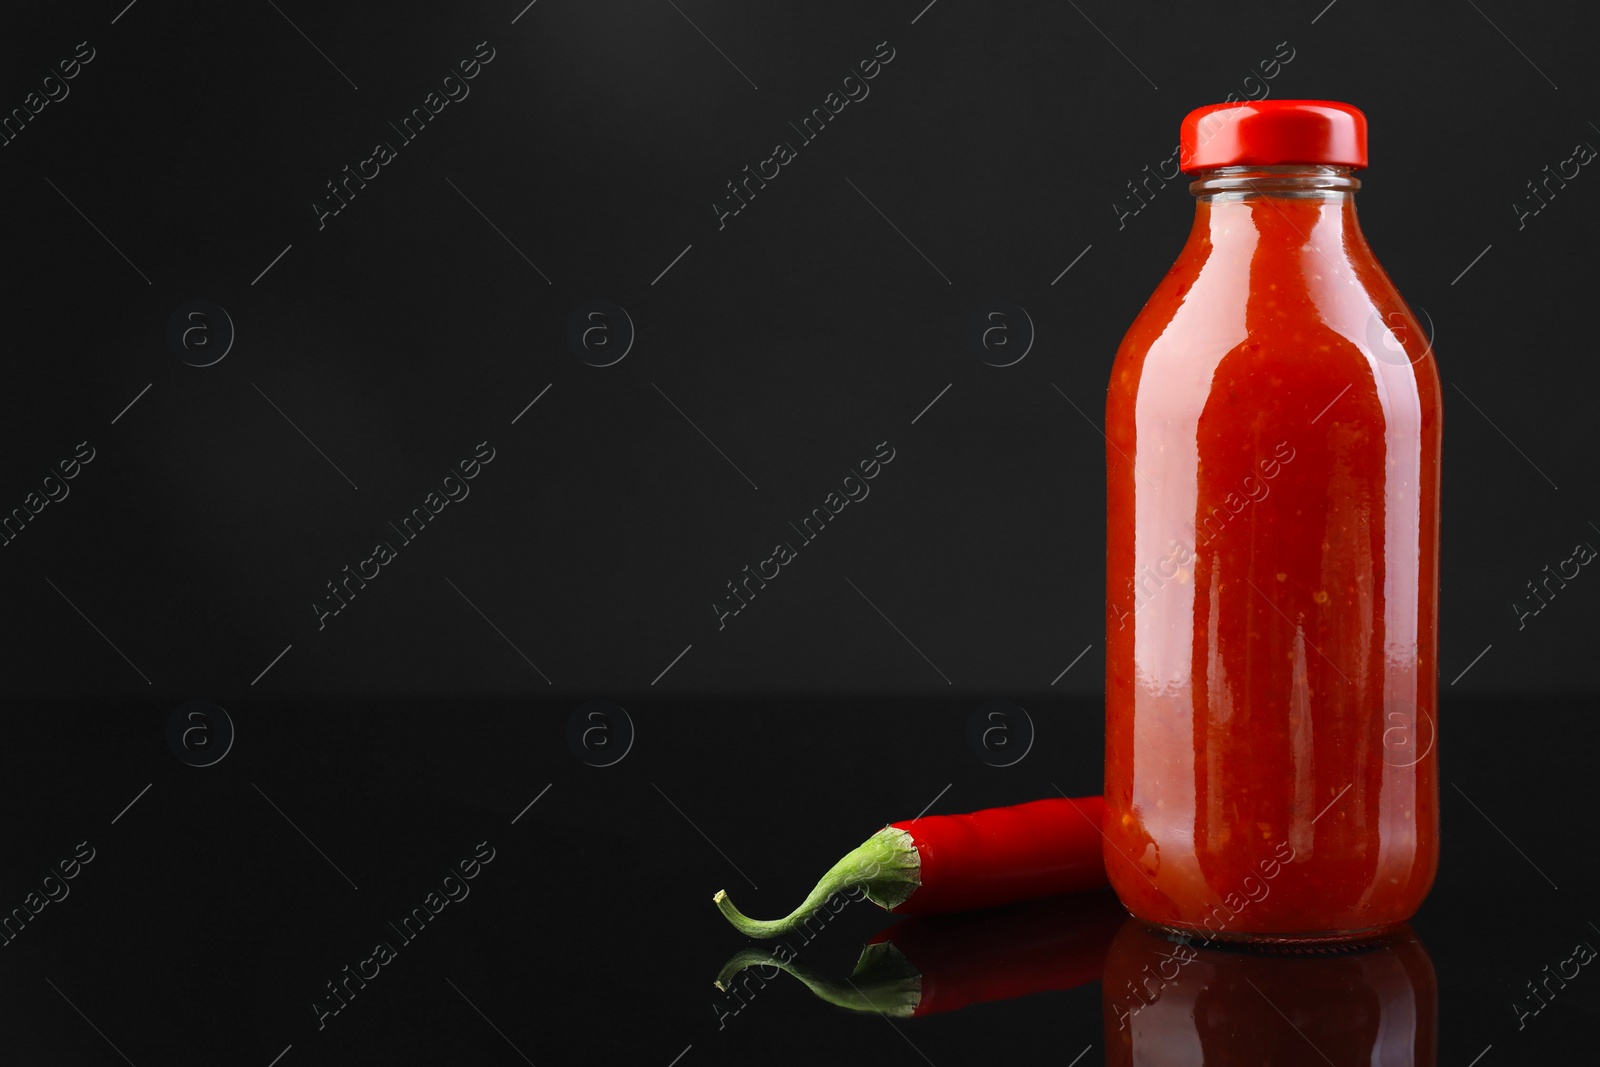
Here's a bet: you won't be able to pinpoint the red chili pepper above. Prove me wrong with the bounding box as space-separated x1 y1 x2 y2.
715 889 1125 1018
714 794 1108 938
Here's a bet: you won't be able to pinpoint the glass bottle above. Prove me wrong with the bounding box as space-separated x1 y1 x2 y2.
1103 101 1441 943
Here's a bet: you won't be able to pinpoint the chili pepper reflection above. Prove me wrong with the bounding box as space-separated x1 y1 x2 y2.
715 889 1125 1018
1103 919 1437 1065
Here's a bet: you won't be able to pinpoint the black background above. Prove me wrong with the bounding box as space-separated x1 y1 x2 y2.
1 0 1595 1063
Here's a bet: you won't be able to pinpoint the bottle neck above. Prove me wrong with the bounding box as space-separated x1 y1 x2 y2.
1189 164 1360 201
1184 164 1370 271
1179 163 1381 321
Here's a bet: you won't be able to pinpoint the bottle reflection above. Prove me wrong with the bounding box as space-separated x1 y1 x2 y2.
715 889 1125 1018
1102 919 1437 1065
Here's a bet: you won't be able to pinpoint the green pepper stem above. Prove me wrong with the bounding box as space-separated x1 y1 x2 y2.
712 826 920 939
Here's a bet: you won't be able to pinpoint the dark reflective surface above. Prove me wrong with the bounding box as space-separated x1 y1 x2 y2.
1103 920 1436 1065
715 889 1126 1018
1 695 1587 1064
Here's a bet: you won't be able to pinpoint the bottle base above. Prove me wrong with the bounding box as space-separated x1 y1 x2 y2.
1139 918 1407 954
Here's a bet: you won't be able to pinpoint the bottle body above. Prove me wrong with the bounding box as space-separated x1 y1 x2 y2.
1103 167 1441 942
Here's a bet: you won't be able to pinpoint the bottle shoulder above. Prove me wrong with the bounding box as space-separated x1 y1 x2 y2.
1108 229 1440 426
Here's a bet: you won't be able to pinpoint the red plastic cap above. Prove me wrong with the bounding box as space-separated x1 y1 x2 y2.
1180 100 1368 173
